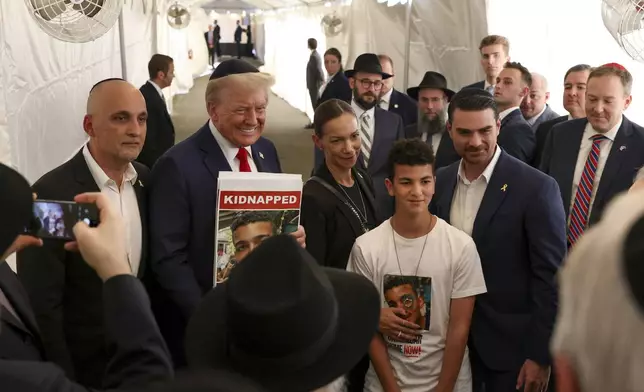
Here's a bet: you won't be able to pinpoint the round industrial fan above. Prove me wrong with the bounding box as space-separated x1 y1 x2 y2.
602 0 644 62
321 13 343 37
25 0 122 43
167 2 191 29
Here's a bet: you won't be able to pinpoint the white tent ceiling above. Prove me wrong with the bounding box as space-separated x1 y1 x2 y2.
191 0 325 11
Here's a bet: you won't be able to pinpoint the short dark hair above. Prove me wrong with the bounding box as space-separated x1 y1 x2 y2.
386 139 435 180
383 275 416 293
230 211 274 234
564 64 592 81
148 54 174 80
324 47 344 71
447 88 499 124
307 38 317 50
503 61 532 87
313 99 355 137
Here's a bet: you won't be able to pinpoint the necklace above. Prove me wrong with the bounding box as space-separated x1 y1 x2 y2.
337 179 368 223
391 215 433 277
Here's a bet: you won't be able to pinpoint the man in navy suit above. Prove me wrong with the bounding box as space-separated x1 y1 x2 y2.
430 89 566 392
377 54 417 127
493 62 536 163
147 59 306 365
462 35 510 94
540 63 644 246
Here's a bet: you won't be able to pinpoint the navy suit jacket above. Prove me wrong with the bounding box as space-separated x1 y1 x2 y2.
533 115 568 168
499 108 536 164
539 116 644 227
430 150 566 371
148 123 282 318
387 89 417 127
319 72 352 105
314 106 404 220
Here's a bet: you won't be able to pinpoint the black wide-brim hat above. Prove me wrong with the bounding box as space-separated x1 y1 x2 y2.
407 71 455 101
345 53 392 79
186 235 381 392
0 163 33 256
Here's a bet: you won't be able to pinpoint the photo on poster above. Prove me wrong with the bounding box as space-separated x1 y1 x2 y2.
383 274 432 331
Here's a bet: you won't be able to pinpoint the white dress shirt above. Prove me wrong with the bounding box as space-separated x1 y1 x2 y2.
450 145 502 236
351 99 376 143
379 88 394 111
499 106 520 122
148 80 164 99
209 120 258 172
568 118 622 221
420 131 443 156
82 145 142 275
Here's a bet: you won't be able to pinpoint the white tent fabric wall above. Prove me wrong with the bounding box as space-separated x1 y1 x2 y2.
259 7 329 121
487 0 644 125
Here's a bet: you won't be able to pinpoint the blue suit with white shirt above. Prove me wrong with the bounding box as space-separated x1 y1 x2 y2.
539 116 644 227
146 121 281 365
430 147 566 390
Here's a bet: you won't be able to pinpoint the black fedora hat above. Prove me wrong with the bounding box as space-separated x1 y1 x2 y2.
0 163 33 256
210 59 260 80
407 71 455 101
186 235 380 392
345 53 392 79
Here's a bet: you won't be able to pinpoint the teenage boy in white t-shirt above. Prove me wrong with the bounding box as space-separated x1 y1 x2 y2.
347 138 487 392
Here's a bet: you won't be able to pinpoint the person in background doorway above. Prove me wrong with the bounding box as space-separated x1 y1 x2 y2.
204 25 216 67
234 21 244 59
306 38 325 129
138 54 175 169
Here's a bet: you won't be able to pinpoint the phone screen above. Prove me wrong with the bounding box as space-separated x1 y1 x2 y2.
26 199 99 240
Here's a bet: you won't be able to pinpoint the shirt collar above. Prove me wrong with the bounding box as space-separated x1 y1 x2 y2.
209 120 253 162
584 115 623 142
499 106 520 121
457 144 502 185
380 88 394 105
82 144 138 187
148 80 164 98
526 105 548 126
568 114 574 121
351 98 375 119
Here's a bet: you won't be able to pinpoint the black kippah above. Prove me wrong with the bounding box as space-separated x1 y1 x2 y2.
90 77 126 92
209 59 259 80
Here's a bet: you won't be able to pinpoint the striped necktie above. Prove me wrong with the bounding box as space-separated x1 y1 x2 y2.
568 134 607 246
360 112 372 167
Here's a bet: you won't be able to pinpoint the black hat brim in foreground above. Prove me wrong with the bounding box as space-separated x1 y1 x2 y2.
0 163 33 256
186 268 381 392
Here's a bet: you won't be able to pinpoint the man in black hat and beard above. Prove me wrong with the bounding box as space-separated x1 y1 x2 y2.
315 53 404 221
405 71 461 171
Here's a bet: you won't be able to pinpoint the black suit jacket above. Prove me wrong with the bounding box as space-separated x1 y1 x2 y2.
234 26 243 42
431 151 566 371
0 275 173 391
301 164 379 269
539 116 644 226
404 123 460 170
137 82 175 169
0 262 45 362
533 115 568 167
387 89 417 127
319 72 352 105
17 149 150 387
306 51 324 92
498 108 536 164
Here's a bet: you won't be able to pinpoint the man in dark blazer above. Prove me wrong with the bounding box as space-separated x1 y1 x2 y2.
430 89 566 392
204 25 217 66
234 21 244 59
17 79 151 388
138 54 175 169
1 164 172 391
540 63 644 246
533 64 592 167
520 72 560 131
405 71 460 171
462 35 510 94
493 62 536 163
314 53 404 220
305 38 324 128
377 54 417 126
147 60 306 366
213 20 221 58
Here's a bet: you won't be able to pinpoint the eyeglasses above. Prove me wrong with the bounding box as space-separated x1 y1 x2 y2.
358 79 383 90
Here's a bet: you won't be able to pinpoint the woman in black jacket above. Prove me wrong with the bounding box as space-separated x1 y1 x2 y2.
301 99 381 270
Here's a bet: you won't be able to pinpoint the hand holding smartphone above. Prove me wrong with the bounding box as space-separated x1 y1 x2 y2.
25 199 100 240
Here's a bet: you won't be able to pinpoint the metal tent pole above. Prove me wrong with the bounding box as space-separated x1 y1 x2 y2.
118 9 128 80
402 0 412 90
151 0 159 53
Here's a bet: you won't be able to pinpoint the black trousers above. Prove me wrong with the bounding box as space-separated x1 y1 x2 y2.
236 41 242 58
215 40 221 57
308 88 320 111
470 344 522 392
207 47 215 65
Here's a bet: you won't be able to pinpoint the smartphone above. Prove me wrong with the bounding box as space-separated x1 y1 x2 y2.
25 199 100 240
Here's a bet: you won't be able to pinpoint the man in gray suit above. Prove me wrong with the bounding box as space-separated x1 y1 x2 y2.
306 38 325 129
521 72 560 131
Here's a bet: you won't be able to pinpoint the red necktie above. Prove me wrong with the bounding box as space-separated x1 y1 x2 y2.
236 147 251 172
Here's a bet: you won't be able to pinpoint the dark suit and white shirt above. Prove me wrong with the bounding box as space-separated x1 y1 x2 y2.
138 80 175 169
378 88 417 127
497 106 536 164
